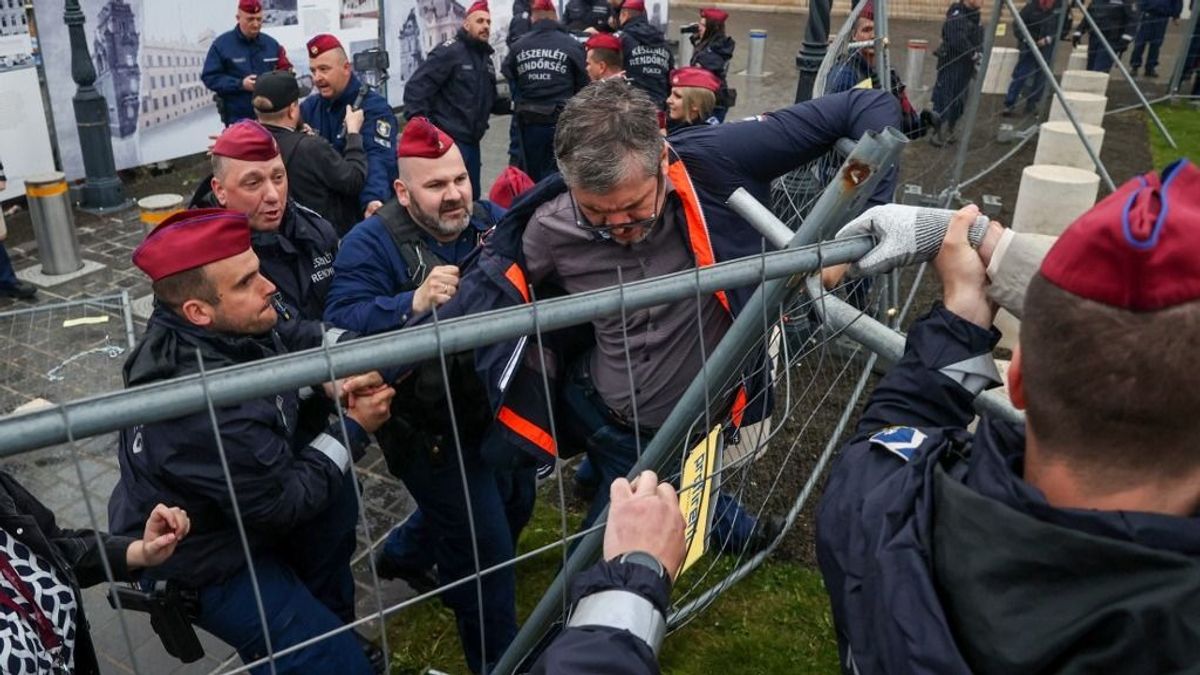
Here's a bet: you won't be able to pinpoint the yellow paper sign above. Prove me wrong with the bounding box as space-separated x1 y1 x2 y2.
853 76 874 90
996 23 1008 37
678 426 721 575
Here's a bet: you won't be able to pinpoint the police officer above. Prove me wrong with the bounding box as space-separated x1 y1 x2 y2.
584 32 626 81
564 0 613 32
109 208 394 674
301 34 399 222
201 0 287 125
690 8 736 121
617 0 673 106
1002 0 1067 117
815 162 1200 674
324 118 529 675
930 0 984 145
1129 0 1182 77
1072 0 1137 72
253 70 367 235
209 120 340 322
503 0 588 181
404 1 507 201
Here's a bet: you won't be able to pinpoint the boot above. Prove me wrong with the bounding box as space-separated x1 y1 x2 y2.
930 120 946 147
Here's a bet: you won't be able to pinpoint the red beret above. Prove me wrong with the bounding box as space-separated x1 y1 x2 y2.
276 45 293 71
239 0 262 13
858 2 875 20
585 33 622 51
489 166 536 209
307 33 343 58
212 120 280 162
466 1 490 15
670 66 721 93
134 209 251 282
398 117 455 159
532 0 555 10
1040 159 1200 312
700 7 728 22
623 0 645 10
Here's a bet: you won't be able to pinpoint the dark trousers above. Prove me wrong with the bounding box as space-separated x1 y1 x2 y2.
931 60 975 125
517 121 557 182
1004 45 1052 111
0 242 18 287
1130 14 1169 70
380 440 533 673
1086 38 1117 72
458 141 483 203
195 473 368 674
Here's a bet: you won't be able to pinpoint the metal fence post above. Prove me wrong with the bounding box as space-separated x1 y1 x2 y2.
25 172 83 275
137 194 184 237
906 39 930 92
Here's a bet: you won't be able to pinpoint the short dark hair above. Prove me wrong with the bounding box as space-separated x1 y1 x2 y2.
1021 273 1200 480
152 267 219 311
555 78 661 193
589 46 622 69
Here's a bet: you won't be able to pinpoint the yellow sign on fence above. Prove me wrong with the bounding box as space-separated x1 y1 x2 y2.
678 426 722 575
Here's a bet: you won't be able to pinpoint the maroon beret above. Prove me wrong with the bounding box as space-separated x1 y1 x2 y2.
398 117 455 159
623 0 645 10
586 33 622 51
466 0 490 15
489 166 535 209
134 209 251 282
859 2 875 20
239 0 262 13
276 45 293 71
1040 159 1200 312
700 7 728 22
211 120 280 162
532 0 555 10
307 33 343 58
670 66 721 92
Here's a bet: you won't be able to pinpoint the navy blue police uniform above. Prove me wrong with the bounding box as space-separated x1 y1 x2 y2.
1003 0 1068 114
300 74 399 216
690 33 736 121
324 198 533 674
827 53 927 138
108 309 372 674
1073 0 1138 72
930 1 983 129
502 19 589 181
253 202 339 322
202 27 283 125
564 0 613 32
403 30 506 200
1130 0 1182 75
620 14 674 106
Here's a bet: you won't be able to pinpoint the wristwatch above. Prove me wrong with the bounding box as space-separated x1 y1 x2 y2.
618 550 668 581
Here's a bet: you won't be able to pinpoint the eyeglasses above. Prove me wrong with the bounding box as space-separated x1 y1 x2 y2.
569 171 664 234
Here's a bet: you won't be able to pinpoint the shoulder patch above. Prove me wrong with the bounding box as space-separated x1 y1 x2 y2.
376 119 392 138
869 426 928 462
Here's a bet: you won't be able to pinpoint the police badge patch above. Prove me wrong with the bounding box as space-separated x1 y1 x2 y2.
869 426 928 462
376 119 392 138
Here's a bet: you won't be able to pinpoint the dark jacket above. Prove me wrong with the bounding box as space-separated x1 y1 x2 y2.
1074 0 1138 43
1016 0 1069 53
201 26 283 124
620 15 674 105
690 33 736 107
936 1 984 65
817 304 1200 675
404 29 503 145
503 20 589 110
428 89 901 468
300 75 399 210
0 471 136 675
1139 0 1182 17
508 0 533 46
564 0 613 32
253 201 339 322
107 308 366 590
264 123 366 235
826 53 923 137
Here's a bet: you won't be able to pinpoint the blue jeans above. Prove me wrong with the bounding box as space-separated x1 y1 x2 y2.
380 441 532 673
560 361 760 551
517 121 557 182
457 141 483 204
1004 46 1051 111
0 242 18 287
1131 13 1169 70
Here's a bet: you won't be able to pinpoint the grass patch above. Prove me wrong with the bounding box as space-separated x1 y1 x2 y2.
1147 103 1200 171
384 487 838 673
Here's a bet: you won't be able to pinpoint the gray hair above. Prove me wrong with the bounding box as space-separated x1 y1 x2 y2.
554 79 663 193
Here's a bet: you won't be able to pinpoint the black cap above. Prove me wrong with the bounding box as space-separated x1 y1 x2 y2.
252 71 300 113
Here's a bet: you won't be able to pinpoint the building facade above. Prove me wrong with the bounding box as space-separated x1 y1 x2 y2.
397 8 425 82
0 0 27 37
93 0 141 138
139 32 214 129
418 0 466 55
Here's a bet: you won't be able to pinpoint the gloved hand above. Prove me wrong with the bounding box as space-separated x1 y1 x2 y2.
834 204 991 277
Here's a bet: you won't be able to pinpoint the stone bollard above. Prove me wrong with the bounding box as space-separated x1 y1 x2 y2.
1012 165 1100 236
747 29 767 77
1048 91 1107 126
1067 46 1088 71
1033 121 1106 171
25 172 83 275
982 47 1019 94
138 193 184 237
905 39 929 91
1060 69 1109 95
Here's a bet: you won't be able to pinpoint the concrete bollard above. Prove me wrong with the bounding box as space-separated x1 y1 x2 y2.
906 39 929 91
25 172 83 275
138 193 184 237
747 29 767 77
1048 91 1107 126
679 28 694 67
1060 69 1109 95
1067 46 1088 71
1033 121 1106 171
1012 165 1100 236
982 47 1020 94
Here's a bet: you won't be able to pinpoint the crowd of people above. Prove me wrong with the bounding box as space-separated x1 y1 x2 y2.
1 0 1197 673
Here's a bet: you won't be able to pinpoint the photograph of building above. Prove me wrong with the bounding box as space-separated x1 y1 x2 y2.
0 0 27 36
395 8 423 83
418 0 464 55
263 0 298 26
341 0 379 28
92 0 141 138
139 32 213 130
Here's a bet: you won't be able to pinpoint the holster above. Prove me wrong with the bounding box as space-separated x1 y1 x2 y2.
108 582 204 663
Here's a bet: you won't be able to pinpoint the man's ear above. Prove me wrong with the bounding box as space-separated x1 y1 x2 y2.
394 179 411 208
1008 345 1026 410
211 177 228 207
180 298 216 328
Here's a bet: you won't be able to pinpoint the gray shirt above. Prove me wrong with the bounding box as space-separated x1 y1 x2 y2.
522 187 731 428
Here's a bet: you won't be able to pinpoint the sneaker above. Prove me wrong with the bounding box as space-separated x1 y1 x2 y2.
0 281 36 299
373 548 439 595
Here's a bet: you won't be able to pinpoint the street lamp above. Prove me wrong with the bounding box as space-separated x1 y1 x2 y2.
794 0 833 102
64 0 131 212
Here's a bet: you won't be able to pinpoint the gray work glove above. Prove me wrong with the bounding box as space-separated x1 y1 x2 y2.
835 204 991 277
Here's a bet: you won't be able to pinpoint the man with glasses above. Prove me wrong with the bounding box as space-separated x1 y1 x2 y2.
431 78 900 553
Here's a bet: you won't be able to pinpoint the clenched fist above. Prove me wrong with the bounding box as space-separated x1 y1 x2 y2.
412 265 460 315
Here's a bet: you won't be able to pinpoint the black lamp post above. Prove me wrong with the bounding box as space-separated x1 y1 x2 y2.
64 0 130 212
794 0 833 102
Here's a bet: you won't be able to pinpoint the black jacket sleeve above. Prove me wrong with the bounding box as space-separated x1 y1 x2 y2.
403 51 454 120
307 132 367 198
